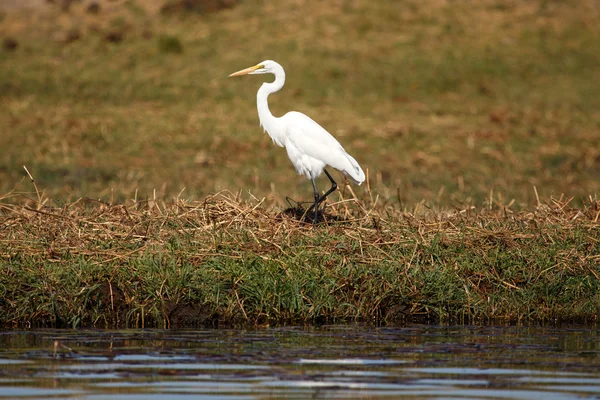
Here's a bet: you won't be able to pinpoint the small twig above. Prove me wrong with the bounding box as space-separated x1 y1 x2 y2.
24 206 64 219
533 186 541 208
366 168 373 205
23 166 43 209
109 280 114 312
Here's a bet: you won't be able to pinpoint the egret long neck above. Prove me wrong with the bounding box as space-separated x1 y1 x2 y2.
257 68 286 145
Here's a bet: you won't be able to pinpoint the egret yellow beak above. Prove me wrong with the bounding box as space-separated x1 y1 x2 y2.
228 64 261 77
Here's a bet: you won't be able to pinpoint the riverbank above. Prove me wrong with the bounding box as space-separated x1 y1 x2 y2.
1 193 598 328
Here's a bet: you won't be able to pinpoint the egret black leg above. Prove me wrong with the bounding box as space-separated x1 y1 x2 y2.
317 169 338 205
306 169 338 224
309 176 320 223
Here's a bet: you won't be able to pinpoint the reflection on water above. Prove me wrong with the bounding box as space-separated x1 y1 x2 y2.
0 325 599 399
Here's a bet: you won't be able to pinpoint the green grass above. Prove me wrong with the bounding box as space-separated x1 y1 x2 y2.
0 0 598 206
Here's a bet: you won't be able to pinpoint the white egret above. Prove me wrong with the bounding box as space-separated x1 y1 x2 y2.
229 60 365 223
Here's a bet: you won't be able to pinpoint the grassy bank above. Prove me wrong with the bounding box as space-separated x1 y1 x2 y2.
1 1 599 327
1 192 598 328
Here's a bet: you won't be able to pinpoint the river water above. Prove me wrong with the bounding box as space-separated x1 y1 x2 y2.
0 325 599 399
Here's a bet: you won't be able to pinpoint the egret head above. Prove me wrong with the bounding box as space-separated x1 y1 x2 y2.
229 60 280 77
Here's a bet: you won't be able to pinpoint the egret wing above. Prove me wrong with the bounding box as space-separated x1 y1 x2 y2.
283 112 345 162
283 112 364 183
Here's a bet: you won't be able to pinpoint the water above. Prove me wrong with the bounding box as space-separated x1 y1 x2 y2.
0 325 599 399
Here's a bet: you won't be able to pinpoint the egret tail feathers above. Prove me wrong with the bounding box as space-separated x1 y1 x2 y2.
336 152 365 185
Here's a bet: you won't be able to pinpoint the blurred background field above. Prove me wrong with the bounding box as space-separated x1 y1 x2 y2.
1 0 599 209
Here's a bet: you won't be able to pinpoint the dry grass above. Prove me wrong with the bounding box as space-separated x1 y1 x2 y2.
1 186 598 328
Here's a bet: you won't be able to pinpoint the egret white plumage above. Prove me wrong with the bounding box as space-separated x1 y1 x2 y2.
229 60 365 223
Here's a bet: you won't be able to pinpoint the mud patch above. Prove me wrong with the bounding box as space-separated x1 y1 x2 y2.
160 0 238 15
165 301 218 328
